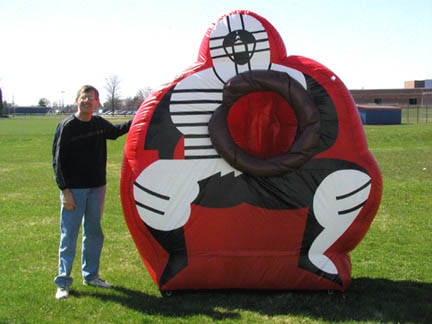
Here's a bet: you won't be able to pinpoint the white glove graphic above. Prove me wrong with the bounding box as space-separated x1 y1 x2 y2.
310 169 371 274
134 159 241 231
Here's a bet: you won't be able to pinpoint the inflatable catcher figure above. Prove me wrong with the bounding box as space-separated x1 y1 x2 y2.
121 10 382 292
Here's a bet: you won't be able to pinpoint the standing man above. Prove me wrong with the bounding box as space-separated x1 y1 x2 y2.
52 85 132 299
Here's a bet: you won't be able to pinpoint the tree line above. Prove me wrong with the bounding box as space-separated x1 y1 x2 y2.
0 75 153 115
103 75 152 115
0 87 4 117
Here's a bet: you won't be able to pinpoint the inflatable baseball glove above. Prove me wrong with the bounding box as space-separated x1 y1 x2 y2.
121 10 382 292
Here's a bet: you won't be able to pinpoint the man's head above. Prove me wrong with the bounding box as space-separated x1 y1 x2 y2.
76 85 99 101
75 85 100 120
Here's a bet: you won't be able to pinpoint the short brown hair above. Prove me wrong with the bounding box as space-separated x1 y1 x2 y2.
76 85 99 100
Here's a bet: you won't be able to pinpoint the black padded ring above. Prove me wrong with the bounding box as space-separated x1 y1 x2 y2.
208 70 320 177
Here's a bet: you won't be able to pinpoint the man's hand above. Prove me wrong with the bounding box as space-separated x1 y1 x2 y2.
62 189 76 211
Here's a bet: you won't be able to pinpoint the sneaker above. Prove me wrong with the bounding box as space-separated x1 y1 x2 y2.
83 278 112 288
55 287 69 299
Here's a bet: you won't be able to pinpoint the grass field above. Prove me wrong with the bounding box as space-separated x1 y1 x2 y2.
0 116 431 324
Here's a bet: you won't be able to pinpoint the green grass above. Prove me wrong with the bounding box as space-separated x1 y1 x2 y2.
0 117 431 324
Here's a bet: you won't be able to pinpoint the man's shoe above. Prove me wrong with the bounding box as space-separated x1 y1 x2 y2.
55 287 69 299
83 278 112 288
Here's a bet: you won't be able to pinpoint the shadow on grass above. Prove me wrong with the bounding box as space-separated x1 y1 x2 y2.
76 277 432 323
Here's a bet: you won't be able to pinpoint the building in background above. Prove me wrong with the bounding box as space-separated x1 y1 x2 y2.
351 79 432 107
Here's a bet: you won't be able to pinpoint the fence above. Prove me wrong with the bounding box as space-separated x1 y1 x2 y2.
3 105 432 124
401 105 432 124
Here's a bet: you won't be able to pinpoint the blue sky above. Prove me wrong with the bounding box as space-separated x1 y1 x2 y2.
1 0 431 106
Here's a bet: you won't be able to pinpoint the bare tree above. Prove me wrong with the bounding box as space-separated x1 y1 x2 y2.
123 96 140 111
133 87 153 110
104 75 121 115
136 87 152 101
0 87 4 116
0 77 4 116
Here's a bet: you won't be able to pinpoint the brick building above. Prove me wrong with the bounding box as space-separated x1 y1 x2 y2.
350 79 432 107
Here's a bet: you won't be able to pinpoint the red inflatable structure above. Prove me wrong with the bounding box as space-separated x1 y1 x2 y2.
121 10 382 292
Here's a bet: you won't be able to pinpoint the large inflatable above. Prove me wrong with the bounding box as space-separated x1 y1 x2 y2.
121 10 382 292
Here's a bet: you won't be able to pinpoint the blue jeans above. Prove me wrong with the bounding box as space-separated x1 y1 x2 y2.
54 186 106 288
